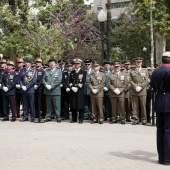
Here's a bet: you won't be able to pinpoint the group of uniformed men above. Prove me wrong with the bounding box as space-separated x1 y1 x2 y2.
0 56 152 125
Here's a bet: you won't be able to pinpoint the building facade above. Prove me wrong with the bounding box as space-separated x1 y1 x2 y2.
93 0 131 19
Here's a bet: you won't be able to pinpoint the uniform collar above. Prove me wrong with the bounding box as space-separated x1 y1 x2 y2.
162 64 170 68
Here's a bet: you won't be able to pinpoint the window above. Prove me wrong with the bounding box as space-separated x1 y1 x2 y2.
97 5 103 11
112 1 130 9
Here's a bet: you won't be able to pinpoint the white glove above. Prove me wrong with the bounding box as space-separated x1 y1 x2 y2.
16 84 20 89
0 84 1 88
103 87 108 91
34 85 38 90
136 86 142 92
46 85 52 90
3 87 9 92
66 88 70 92
60 84 63 87
114 88 120 95
92 89 98 94
71 87 78 92
22 86 27 91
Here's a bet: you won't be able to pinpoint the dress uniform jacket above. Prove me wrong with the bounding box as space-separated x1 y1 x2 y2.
35 67 45 92
69 69 86 109
62 70 71 89
108 72 128 98
84 69 94 95
20 67 37 93
15 67 25 93
130 68 148 96
88 72 106 98
42 68 62 95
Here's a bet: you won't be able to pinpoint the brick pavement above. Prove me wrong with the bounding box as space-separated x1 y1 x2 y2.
0 120 169 170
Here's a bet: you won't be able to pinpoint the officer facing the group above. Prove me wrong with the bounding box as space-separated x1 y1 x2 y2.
130 57 148 125
20 58 36 122
34 58 45 119
69 58 86 124
84 58 93 120
42 59 62 122
88 61 106 124
1 61 17 121
151 52 170 165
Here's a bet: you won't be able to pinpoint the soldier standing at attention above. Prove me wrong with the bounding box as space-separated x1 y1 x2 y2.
1 61 17 122
15 58 24 118
84 58 93 120
151 52 170 165
69 58 86 124
42 59 62 122
62 61 73 120
130 57 148 125
108 62 128 124
0 58 7 118
20 58 36 122
34 58 45 119
88 61 106 124
103 61 112 120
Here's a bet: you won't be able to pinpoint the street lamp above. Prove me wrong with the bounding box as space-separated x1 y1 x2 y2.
98 9 107 64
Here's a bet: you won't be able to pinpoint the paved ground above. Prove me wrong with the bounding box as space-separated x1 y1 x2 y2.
0 119 169 170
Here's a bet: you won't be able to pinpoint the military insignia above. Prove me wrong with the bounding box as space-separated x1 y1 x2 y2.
97 77 102 80
10 75 14 79
120 76 124 81
65 75 67 78
78 83 83 88
15 72 19 75
141 73 146 77
38 72 42 75
79 74 83 79
28 72 33 76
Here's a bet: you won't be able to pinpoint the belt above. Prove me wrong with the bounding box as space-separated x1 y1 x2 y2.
135 83 142 86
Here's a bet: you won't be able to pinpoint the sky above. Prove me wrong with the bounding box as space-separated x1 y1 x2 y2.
84 0 94 5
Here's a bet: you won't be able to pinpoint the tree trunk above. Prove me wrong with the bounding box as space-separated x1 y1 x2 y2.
155 32 166 66
9 0 16 15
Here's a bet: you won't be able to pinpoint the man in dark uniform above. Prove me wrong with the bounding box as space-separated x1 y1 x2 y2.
84 58 93 120
42 59 62 122
34 58 45 119
15 58 25 118
0 58 7 117
62 62 73 119
69 58 86 124
20 58 37 122
1 61 17 122
151 52 170 165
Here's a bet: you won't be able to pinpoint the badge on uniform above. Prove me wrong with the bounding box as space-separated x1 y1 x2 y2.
10 75 14 79
120 76 124 81
141 73 146 79
38 72 42 76
79 74 83 82
28 72 33 76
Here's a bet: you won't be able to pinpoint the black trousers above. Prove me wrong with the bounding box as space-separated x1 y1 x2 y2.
156 112 170 163
16 93 22 118
71 109 84 122
3 95 16 119
0 92 3 117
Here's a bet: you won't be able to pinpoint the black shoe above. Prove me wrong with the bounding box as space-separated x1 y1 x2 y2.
1 118 9 121
121 120 125 125
20 118 28 122
132 120 139 125
99 121 103 124
158 160 163 164
57 120 61 123
126 119 131 122
110 120 117 124
45 119 51 122
11 119 16 122
163 162 170 165
84 117 89 120
30 118 34 122
70 120 77 123
79 121 83 124
142 120 147 125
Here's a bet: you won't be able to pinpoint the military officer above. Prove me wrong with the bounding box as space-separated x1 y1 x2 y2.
69 58 86 124
34 58 45 119
15 58 25 118
1 61 17 122
108 62 128 124
42 59 62 122
84 58 94 120
62 61 73 119
20 58 37 122
103 61 112 120
0 58 7 117
130 57 148 125
124 60 132 122
151 52 170 165
88 61 106 124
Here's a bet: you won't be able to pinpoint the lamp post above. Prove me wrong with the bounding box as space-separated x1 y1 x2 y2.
98 9 107 64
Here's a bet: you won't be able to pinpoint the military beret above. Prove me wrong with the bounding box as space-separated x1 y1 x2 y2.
162 52 170 59
25 58 32 63
135 57 143 61
48 58 56 63
84 58 92 64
